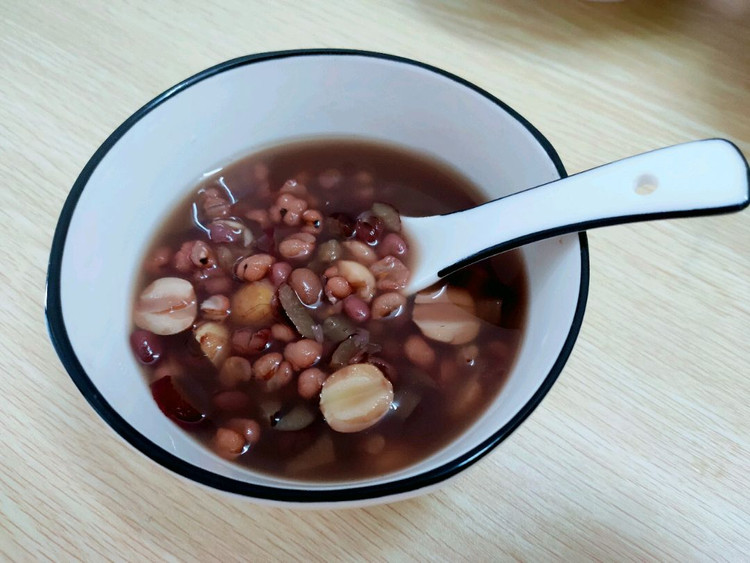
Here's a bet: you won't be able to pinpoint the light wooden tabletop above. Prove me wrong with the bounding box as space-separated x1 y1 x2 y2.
2 0 748 560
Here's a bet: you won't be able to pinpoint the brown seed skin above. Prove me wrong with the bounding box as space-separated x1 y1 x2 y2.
200 295 230 321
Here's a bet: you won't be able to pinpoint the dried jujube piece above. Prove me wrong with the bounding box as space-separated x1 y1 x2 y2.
150 376 205 425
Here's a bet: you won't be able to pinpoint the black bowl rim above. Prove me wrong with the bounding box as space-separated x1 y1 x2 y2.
45 49 590 504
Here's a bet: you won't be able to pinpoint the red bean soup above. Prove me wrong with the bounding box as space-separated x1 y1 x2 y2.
131 139 527 481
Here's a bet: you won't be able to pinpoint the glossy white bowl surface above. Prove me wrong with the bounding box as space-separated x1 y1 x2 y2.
48 51 588 507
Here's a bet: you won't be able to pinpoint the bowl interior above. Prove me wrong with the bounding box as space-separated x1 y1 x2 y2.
55 53 583 492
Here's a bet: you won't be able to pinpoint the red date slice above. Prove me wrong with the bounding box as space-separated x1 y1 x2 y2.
150 376 205 425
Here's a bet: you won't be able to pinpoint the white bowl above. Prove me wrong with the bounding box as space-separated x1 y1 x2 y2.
46 50 588 508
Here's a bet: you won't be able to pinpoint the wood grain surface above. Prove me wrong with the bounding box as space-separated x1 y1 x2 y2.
1 0 748 560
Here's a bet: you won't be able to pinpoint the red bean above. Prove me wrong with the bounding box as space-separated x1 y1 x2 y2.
265 361 294 391
325 276 352 302
284 339 323 370
270 261 292 286
355 212 384 245
271 323 296 342
174 240 214 272
234 253 275 282
227 418 261 445
252 162 269 183
288 268 323 306
343 295 370 322
130 330 163 366
438 359 457 386
361 433 386 455
354 170 374 186
201 188 231 220
342 240 377 265
278 232 316 260
378 233 408 258
212 390 251 412
245 209 271 229
214 427 245 458
194 267 233 294
371 292 406 320
205 275 233 295
279 179 307 197
370 256 409 291
253 353 284 381
405 335 435 368
301 209 323 234
270 193 308 226
318 168 342 189
219 356 253 387
298 368 327 399
208 219 248 245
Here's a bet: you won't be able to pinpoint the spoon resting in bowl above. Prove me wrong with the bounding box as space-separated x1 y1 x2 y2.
402 139 749 295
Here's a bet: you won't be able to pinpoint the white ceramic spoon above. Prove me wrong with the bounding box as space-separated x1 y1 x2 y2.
402 139 749 294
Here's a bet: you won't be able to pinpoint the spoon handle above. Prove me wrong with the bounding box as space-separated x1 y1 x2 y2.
433 139 749 277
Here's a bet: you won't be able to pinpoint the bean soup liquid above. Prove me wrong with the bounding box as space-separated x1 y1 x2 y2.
131 139 527 481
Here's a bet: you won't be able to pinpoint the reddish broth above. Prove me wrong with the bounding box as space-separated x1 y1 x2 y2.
131 139 527 481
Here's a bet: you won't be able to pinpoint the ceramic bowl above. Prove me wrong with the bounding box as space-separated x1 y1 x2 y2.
46 50 588 508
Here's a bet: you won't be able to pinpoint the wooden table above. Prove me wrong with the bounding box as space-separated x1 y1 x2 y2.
2 0 748 559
